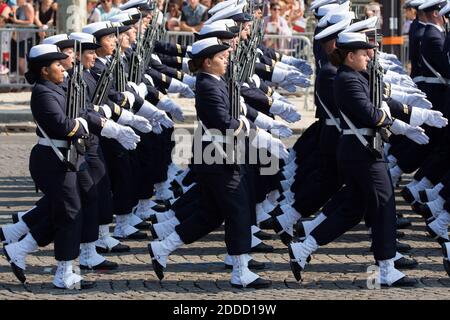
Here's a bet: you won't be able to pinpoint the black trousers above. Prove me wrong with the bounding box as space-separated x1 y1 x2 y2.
176 167 252 255
101 137 137 216
311 160 397 261
29 145 84 261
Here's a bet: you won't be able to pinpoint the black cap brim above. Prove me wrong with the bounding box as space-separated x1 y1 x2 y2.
55 39 75 50
81 43 102 51
196 30 236 40
94 27 117 40
230 13 253 22
188 44 230 58
336 41 376 49
28 52 68 64
119 25 132 33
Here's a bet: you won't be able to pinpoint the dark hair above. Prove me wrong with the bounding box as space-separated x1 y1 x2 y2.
24 60 54 84
188 53 218 73
328 48 356 67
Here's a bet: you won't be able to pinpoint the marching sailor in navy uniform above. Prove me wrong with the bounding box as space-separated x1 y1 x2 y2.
147 37 289 288
287 32 421 287
9 44 95 289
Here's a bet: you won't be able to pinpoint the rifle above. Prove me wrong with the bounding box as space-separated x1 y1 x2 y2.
368 29 386 157
91 44 118 105
66 39 88 171
129 11 144 83
142 9 160 68
114 27 127 92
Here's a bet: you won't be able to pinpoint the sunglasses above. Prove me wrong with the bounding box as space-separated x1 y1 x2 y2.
271 7 280 11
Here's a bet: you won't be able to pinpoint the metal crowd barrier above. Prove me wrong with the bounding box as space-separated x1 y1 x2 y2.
0 25 56 88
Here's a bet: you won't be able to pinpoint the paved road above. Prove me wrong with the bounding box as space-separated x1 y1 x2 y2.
0 133 449 300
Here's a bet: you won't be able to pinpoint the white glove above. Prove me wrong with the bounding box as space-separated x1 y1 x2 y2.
280 55 313 76
410 108 448 128
380 61 406 75
390 91 432 109
269 100 301 123
182 57 190 73
185 45 192 57
76 117 89 134
271 90 289 103
380 101 392 120
379 54 402 66
135 100 174 131
168 78 195 98
137 82 148 99
251 128 289 160
254 112 292 138
384 71 416 88
271 120 293 138
99 104 112 119
156 97 185 122
390 83 424 95
117 108 153 133
182 74 196 89
121 91 135 107
100 120 141 150
389 119 429 144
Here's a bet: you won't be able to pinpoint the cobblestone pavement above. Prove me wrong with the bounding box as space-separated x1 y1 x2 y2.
0 133 450 300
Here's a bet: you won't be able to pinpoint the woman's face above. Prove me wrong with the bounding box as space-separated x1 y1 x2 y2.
81 49 97 69
126 27 137 43
239 22 250 40
203 49 230 76
61 47 74 70
271 5 281 17
119 32 130 50
346 49 370 71
42 60 66 84
98 33 117 56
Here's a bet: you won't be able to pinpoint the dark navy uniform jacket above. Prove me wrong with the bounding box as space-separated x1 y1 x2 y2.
192 72 254 173
335 65 392 162
155 41 187 57
420 24 450 80
32 79 88 140
258 44 281 61
316 61 339 155
313 26 328 73
409 18 426 79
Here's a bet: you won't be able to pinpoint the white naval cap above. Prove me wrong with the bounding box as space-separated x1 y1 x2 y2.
196 19 238 40
315 16 352 41
208 0 246 15
42 34 75 49
419 0 447 12
122 8 142 19
204 2 252 25
28 44 68 62
189 37 230 58
317 6 353 28
404 0 426 8
439 1 450 16
336 32 376 49
316 3 340 18
343 16 378 33
120 0 154 11
83 21 117 38
69 32 102 50
311 0 349 12
110 12 138 25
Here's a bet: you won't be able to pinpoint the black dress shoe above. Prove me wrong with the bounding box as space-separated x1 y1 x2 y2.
443 258 450 277
114 231 148 240
401 187 416 204
381 276 417 288
80 259 118 271
396 241 411 253
258 216 277 230
134 221 151 230
394 257 418 269
0 228 5 243
148 244 164 280
426 224 448 245
288 245 302 281
54 280 96 290
149 223 158 240
250 242 274 253
418 190 429 203
3 246 26 283
96 243 130 254
253 230 273 240
151 203 168 213
230 277 272 289
225 259 266 270
396 230 405 238
11 213 18 224
397 217 412 229
413 203 433 220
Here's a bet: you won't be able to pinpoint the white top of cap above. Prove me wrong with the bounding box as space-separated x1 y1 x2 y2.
343 16 378 33
439 1 450 15
120 0 148 10
204 2 246 25
317 8 353 28
419 0 445 10
29 44 61 59
209 0 246 15
191 37 226 55
315 17 352 40
337 32 369 45
42 34 69 45
110 12 133 23
69 32 97 44
82 21 112 34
